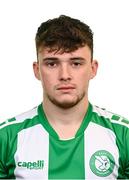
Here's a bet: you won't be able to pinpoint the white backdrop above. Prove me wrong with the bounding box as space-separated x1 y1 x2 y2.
0 0 129 122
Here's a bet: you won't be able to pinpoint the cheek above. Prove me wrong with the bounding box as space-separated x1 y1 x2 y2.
80 78 89 88
78 71 91 81
40 71 56 90
76 71 90 88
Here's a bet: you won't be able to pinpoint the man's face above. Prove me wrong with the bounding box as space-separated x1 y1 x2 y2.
33 45 98 109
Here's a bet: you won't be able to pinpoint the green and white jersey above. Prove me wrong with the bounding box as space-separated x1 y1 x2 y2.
0 102 129 179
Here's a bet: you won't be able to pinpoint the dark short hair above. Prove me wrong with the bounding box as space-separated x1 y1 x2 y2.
35 15 93 58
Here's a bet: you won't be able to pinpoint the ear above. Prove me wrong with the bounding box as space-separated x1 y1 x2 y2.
90 60 98 79
33 61 41 80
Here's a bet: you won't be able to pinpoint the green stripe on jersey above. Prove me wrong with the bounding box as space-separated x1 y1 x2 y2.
49 135 85 179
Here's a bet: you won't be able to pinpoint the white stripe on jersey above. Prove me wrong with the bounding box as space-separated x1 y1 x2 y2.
14 124 49 179
84 122 119 179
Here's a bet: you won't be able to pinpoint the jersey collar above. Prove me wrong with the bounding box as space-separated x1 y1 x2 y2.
38 102 93 141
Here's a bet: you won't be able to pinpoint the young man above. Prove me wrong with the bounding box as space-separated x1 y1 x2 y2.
0 15 129 179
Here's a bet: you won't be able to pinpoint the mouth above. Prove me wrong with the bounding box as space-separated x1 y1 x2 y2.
57 86 75 90
56 86 76 94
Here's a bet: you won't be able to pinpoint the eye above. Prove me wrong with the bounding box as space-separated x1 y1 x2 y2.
45 61 59 68
73 62 81 66
47 62 57 67
71 60 83 67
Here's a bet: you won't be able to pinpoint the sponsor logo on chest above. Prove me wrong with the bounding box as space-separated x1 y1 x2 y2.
17 160 44 170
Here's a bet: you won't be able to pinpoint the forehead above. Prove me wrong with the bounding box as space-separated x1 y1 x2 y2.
38 45 92 60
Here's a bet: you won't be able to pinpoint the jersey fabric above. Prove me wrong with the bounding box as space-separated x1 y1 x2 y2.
0 102 129 179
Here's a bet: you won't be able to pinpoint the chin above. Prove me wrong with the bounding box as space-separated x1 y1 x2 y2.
49 97 82 109
54 101 79 109
47 91 86 109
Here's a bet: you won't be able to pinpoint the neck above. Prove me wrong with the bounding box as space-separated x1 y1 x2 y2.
42 95 89 139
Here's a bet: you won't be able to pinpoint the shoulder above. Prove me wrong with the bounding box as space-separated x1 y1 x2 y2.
0 105 41 159
91 104 129 129
0 105 39 132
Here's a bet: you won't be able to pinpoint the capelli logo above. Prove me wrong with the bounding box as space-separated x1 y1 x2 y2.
18 160 44 170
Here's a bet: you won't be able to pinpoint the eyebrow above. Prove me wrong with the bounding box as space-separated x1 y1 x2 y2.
42 57 86 61
43 57 59 61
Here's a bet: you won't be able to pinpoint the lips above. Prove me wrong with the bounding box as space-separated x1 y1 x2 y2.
57 86 75 90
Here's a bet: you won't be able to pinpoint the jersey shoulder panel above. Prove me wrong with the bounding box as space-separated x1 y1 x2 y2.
92 104 129 128
0 105 39 131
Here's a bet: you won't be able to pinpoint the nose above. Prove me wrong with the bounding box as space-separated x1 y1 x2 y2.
59 63 72 82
